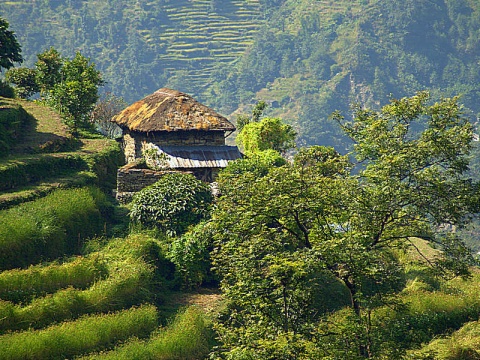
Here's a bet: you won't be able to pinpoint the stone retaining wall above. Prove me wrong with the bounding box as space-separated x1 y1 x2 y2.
115 164 192 203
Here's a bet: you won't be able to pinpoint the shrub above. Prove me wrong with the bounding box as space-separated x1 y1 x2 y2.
129 173 213 236
168 221 216 289
0 101 32 157
0 80 15 98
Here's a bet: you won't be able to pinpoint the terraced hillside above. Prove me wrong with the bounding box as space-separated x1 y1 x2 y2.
1 0 264 102
0 98 216 359
0 98 123 209
154 0 263 96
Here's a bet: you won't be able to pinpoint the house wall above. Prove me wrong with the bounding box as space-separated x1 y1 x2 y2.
116 164 191 203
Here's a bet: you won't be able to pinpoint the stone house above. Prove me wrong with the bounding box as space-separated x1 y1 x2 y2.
111 88 242 201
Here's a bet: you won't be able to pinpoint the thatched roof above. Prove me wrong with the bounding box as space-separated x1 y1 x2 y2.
111 88 235 133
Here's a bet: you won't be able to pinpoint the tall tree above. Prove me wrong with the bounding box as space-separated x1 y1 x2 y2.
47 51 104 136
0 18 22 72
211 92 479 359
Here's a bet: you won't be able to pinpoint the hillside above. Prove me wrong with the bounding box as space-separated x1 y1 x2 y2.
0 0 263 103
3 0 480 152
0 98 218 359
0 95 479 357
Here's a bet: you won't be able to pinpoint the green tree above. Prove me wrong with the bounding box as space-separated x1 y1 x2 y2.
48 52 104 135
236 116 296 155
129 172 213 237
0 18 22 72
211 92 479 359
35 47 63 94
5 67 39 98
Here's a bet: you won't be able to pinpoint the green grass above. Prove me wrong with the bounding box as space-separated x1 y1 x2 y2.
0 234 165 332
0 187 110 270
79 306 213 360
0 254 108 303
0 304 159 360
408 319 480 359
374 269 480 352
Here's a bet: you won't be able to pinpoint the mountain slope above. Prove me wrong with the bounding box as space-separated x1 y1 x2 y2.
3 0 480 150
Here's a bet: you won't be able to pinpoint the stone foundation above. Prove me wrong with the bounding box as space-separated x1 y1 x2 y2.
116 163 191 203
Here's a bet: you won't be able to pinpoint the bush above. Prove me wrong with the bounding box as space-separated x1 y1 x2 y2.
0 81 15 98
168 221 216 289
130 173 213 236
0 101 32 157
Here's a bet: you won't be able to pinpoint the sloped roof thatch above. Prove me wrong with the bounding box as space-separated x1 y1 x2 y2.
111 88 235 133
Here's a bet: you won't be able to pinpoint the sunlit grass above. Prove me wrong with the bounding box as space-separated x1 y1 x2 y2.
0 234 161 332
80 307 213 360
0 305 158 360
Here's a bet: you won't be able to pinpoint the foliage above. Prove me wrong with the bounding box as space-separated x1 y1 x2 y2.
211 93 479 359
236 100 268 132
5 67 39 98
168 221 217 289
0 17 22 72
3 1 480 148
0 80 15 98
47 51 104 135
236 116 296 155
6 48 104 136
34 47 62 94
130 173 213 236
0 100 33 157
407 318 480 359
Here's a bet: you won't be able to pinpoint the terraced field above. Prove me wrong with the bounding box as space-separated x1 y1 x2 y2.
154 0 263 96
0 98 215 358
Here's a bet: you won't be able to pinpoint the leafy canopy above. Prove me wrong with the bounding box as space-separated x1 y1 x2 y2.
0 18 22 72
211 92 479 359
236 116 297 155
5 48 103 136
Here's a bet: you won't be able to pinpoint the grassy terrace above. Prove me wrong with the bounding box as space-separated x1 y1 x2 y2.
0 97 216 358
147 0 263 97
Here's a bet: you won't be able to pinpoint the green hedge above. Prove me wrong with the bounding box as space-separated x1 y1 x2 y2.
0 187 111 270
